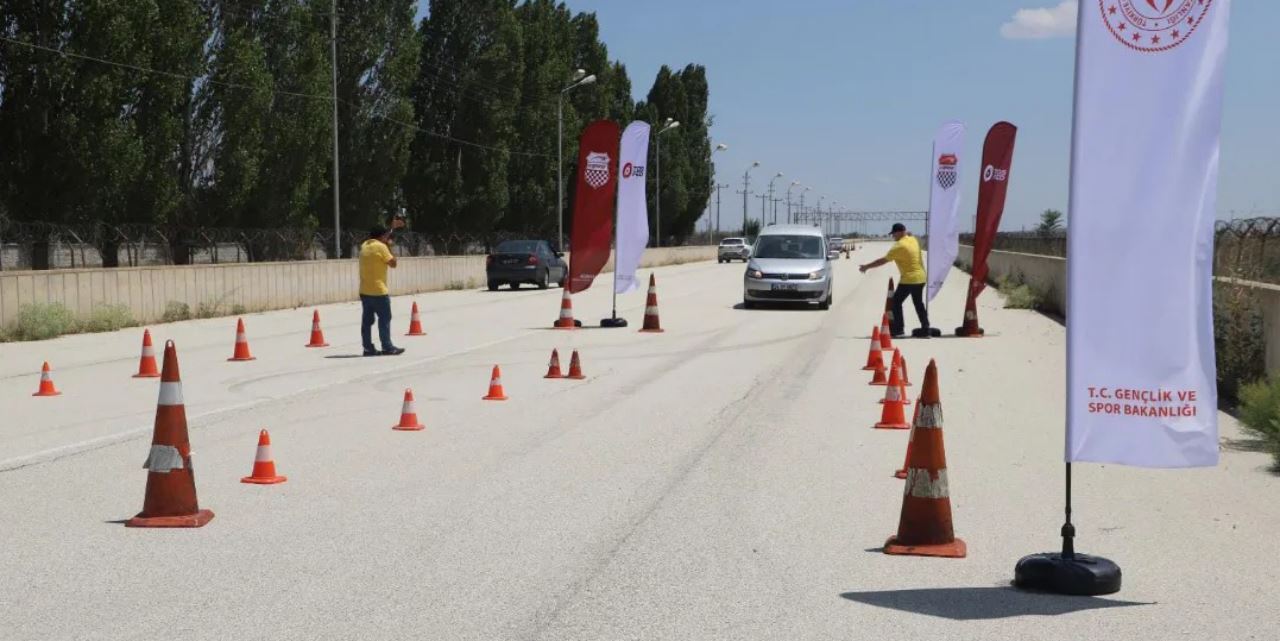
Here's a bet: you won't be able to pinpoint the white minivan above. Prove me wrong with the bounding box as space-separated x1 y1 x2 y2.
742 225 833 310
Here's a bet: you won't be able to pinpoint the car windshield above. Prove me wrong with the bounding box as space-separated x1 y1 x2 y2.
496 240 541 254
753 235 825 259
720 238 744 246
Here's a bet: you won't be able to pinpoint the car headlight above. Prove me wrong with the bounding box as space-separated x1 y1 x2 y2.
747 269 764 279
808 271 824 280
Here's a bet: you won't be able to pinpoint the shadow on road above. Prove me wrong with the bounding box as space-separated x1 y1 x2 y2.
839 586 1150 621
732 303 821 312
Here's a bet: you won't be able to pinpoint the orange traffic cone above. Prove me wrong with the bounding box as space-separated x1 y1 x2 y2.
875 350 910 430
862 327 885 372
894 402 922 479
228 318 255 361
884 359 965 558
900 355 913 386
884 277 896 324
392 388 425 431
879 313 894 351
868 356 889 386
126 340 214 528
133 329 161 378
482 365 508 401
544 349 564 379
639 274 664 333
406 302 426 336
554 289 576 330
32 362 61 397
241 429 287 484
305 310 329 347
880 351 911 406
566 350 586 380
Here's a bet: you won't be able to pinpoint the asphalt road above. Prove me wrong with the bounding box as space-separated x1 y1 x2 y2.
1 244 1276 640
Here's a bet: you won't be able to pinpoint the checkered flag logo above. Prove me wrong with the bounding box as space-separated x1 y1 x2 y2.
585 152 610 189
935 153 958 191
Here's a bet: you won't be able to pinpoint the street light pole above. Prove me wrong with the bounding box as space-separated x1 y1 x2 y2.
706 143 728 240
766 172 784 226
741 161 759 236
785 181 800 225
557 70 596 252
654 118 680 247
714 183 729 238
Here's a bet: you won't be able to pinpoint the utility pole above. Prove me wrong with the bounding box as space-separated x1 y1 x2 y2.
714 183 729 238
772 197 783 225
758 193 769 227
330 0 341 258
741 162 759 236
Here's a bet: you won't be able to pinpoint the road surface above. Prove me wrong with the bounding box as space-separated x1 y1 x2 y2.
1 243 1275 640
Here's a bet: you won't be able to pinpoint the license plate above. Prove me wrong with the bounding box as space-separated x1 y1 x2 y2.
771 283 798 291
502 259 519 265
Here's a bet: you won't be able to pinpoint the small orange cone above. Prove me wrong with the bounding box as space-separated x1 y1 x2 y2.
639 274 664 333
868 354 889 386
228 318 255 361
894 402 921 479
127 340 214 528
900 355 913 387
406 302 426 336
879 313 894 351
862 327 885 372
482 365 508 401
884 359 965 558
32 362 61 397
875 350 910 430
305 310 329 347
884 277 896 324
566 350 586 380
241 429 287 484
554 289 576 330
880 353 911 406
392 388 425 431
133 329 161 378
544 349 564 379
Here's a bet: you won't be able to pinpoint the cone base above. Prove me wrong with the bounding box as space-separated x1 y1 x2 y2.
392 424 425 431
544 373 564 379
893 469 908 479
241 475 287 484
305 343 330 348
880 398 911 405
32 390 61 397
861 364 881 371
874 421 911 430
884 535 966 558
227 357 257 362
869 381 888 387
405 331 427 337
125 509 214 528
482 395 508 401
1014 552 1122 596
132 372 161 378
955 326 985 337
553 325 577 331
639 328 665 333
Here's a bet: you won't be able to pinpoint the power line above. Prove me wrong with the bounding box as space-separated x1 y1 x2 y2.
0 34 548 158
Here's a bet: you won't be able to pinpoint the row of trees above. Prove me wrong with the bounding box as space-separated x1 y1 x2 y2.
0 0 715 264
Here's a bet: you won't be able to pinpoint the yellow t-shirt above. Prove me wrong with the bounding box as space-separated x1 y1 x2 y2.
359 239 394 296
885 236 926 285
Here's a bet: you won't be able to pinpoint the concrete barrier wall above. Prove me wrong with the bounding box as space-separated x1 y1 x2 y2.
0 245 715 327
956 244 1280 373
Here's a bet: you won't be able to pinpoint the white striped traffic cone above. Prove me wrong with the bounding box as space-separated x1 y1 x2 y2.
241 429 287 484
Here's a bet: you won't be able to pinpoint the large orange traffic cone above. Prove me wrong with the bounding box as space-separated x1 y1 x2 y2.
241 429 287 484
544 349 564 379
879 313 894 351
566 350 586 380
894 402 922 479
884 359 965 558
955 280 984 337
305 310 329 347
482 365 508 401
392 388 425 431
406 302 426 336
875 350 910 430
639 274 664 333
133 329 161 378
884 277 896 324
228 318 255 361
32 362 61 397
126 340 214 528
862 327 885 372
554 289 576 330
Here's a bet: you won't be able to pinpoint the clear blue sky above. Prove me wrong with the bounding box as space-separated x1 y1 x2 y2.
423 1 1280 233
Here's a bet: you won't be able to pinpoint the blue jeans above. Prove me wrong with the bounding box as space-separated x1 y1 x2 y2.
360 295 394 352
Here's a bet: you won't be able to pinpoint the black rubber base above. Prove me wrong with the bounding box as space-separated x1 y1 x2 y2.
1014 553 1122 596
909 328 943 338
600 317 628 328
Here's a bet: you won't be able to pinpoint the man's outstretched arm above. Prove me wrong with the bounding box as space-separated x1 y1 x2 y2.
859 257 890 273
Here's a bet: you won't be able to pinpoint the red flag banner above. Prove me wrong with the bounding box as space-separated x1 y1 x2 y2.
969 121 1017 297
569 120 620 293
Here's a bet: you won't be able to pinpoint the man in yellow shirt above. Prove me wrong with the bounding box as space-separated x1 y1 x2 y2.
359 225 404 356
859 223 930 338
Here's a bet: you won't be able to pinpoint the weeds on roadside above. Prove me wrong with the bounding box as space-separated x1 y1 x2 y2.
1238 376 1280 470
996 275 1042 310
162 301 192 322
11 302 77 341
1214 278 1266 405
80 304 135 333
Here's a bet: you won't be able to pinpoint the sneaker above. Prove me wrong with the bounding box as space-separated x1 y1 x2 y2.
362 349 380 357
381 347 406 356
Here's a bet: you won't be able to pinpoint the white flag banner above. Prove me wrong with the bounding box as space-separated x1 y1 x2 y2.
1067 0 1230 467
926 121 965 302
614 121 650 294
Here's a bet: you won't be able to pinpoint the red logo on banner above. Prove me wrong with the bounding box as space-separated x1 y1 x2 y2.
622 162 633 179
1100 0 1213 53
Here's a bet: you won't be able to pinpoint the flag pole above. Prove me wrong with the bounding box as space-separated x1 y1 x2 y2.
601 130 626 328
1012 4 1119 596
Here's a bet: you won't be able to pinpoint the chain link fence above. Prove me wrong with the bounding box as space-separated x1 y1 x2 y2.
958 217 1280 284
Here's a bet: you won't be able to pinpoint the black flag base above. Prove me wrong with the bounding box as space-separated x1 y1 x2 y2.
910 328 944 338
600 317 628 328
1014 552 1122 596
